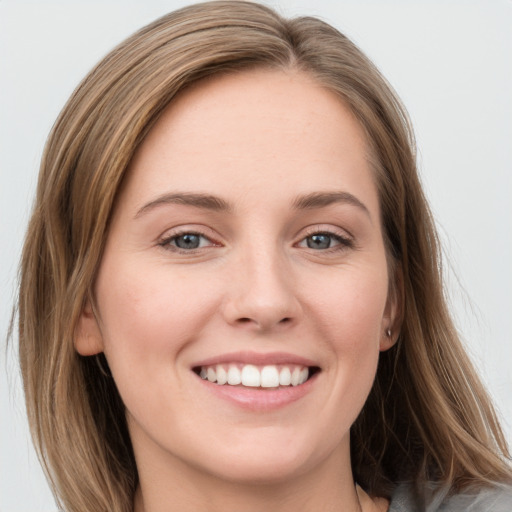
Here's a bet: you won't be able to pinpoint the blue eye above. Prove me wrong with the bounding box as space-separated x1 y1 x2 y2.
306 233 334 249
298 232 352 250
173 233 202 249
161 232 212 251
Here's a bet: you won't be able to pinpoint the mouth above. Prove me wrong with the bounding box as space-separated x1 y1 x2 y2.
192 363 321 390
191 353 321 410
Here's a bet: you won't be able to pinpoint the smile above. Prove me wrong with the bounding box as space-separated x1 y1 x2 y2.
191 352 321 410
195 363 316 388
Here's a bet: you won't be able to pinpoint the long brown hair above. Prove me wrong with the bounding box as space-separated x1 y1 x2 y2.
17 2 511 511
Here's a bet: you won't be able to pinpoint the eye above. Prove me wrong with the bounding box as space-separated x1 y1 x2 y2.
305 233 335 249
297 231 353 250
159 231 215 251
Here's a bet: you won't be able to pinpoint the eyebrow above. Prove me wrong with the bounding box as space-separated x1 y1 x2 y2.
134 190 371 220
292 191 371 220
135 192 232 218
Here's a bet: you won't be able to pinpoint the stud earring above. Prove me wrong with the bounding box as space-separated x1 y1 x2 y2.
386 328 392 337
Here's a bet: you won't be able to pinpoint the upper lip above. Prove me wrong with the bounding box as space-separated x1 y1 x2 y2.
191 351 320 368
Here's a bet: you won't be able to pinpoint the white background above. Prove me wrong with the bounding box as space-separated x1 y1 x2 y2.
1 1 511 510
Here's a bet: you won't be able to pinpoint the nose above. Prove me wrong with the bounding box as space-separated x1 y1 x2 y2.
221 246 301 332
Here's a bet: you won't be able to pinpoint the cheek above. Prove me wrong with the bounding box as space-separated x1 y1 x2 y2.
306 262 388 398
311 264 389 347
94 258 220 366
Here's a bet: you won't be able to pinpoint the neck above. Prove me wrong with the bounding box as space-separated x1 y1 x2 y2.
135 476 363 512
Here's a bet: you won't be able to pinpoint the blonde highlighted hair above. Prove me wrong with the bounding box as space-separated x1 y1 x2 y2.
17 2 511 511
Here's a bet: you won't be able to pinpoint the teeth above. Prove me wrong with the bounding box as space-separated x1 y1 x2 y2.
279 367 291 386
198 363 311 388
261 365 279 388
290 367 301 386
227 365 242 385
207 367 216 383
216 365 227 385
241 365 260 387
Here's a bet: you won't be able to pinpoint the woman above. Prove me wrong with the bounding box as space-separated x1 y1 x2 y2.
15 1 512 511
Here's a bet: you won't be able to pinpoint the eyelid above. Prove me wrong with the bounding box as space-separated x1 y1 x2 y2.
157 225 222 252
299 224 354 241
295 225 355 250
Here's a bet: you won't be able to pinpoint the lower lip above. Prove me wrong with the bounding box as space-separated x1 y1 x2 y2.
194 372 319 412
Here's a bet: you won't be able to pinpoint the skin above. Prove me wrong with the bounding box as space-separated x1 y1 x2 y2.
76 69 397 512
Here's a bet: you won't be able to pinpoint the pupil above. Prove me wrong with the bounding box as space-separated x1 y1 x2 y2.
175 234 200 249
307 234 331 249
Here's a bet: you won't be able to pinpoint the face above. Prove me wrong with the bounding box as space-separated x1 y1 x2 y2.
76 69 398 485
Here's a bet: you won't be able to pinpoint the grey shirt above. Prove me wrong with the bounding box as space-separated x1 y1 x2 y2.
388 483 512 511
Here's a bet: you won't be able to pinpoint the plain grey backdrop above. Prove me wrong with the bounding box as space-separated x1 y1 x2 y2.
1 1 511 510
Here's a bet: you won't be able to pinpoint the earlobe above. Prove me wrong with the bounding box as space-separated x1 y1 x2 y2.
74 298 104 356
380 264 403 352
380 327 398 351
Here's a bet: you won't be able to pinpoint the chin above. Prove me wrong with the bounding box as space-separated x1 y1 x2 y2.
203 452 313 485
186 428 342 486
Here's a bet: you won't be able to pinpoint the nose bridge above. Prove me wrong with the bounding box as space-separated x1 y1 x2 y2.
223 234 299 330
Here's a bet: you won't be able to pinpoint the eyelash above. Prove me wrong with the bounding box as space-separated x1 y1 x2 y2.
297 227 354 252
158 227 354 254
158 230 217 253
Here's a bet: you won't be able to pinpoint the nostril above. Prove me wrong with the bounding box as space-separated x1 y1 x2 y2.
233 316 294 328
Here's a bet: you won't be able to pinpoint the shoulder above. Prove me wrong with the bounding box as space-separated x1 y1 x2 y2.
389 482 512 512
438 485 512 512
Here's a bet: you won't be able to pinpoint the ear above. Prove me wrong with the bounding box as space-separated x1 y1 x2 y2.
380 265 403 352
74 297 104 356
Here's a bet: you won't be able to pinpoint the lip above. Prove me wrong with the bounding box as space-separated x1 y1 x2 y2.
191 350 320 368
194 371 319 411
191 351 321 412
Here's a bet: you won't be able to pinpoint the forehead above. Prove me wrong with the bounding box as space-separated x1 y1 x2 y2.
120 68 378 214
